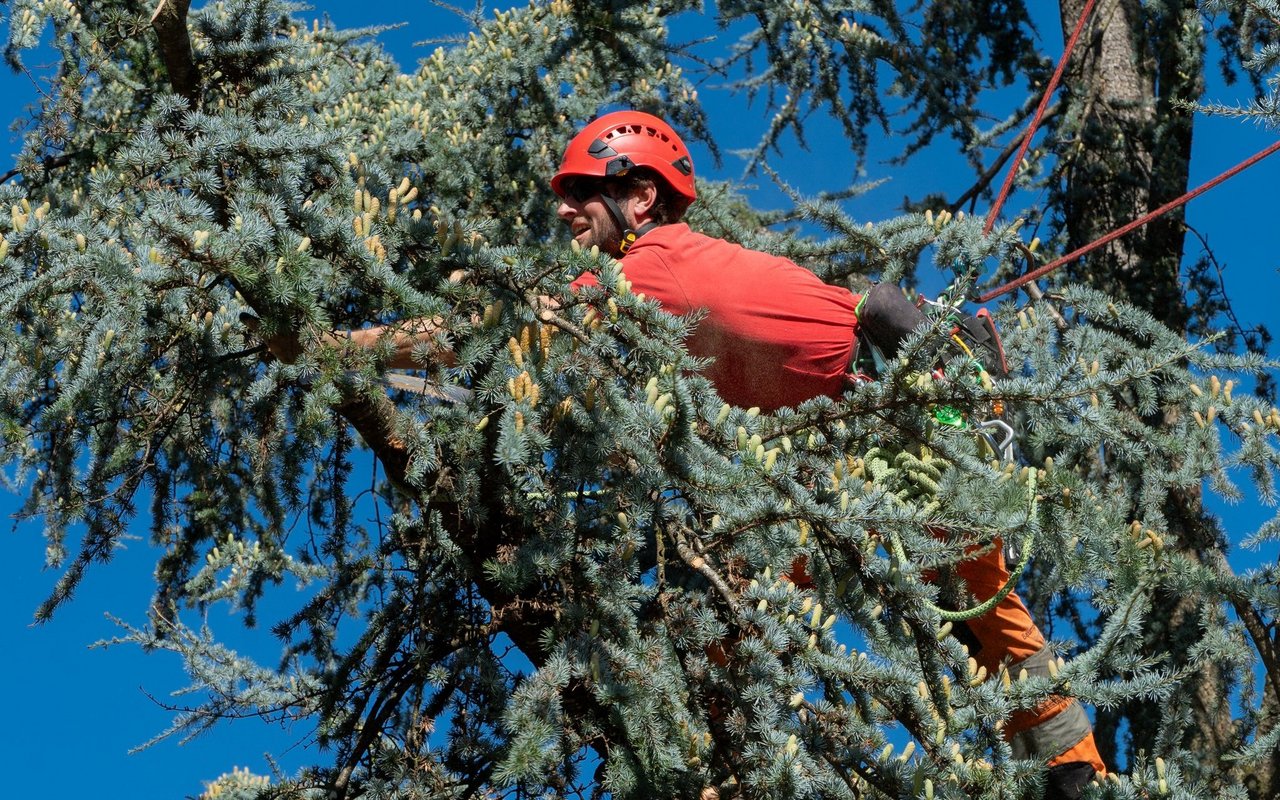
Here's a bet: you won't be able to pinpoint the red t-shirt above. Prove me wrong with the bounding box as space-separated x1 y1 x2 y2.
573 224 860 411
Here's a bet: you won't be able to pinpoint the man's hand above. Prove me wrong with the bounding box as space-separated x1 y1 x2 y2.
240 312 303 363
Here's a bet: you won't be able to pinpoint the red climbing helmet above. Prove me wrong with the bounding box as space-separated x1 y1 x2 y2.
551 110 697 211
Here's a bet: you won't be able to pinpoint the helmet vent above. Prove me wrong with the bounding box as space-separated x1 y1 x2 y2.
587 139 618 159
552 111 696 207
604 124 674 147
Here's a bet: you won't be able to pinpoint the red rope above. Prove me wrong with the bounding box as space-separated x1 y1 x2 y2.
978 138 1280 303
983 0 1097 236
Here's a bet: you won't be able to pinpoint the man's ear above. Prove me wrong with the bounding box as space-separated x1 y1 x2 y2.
629 181 659 222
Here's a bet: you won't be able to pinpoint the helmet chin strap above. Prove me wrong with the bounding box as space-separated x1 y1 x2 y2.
598 193 657 256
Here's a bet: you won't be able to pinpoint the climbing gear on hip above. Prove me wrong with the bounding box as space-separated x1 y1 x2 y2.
853 282 1014 461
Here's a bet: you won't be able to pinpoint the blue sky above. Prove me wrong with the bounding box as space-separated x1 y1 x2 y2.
2 3 1278 797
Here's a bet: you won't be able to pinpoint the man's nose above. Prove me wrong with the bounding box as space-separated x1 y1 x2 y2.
555 199 574 220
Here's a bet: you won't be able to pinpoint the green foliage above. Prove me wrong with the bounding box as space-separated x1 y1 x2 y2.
2 1 1280 798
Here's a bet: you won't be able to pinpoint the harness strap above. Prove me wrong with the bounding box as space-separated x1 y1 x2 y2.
598 194 657 256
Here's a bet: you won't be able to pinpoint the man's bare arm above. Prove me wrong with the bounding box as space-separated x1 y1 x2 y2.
252 289 560 370
349 317 456 369
346 294 560 370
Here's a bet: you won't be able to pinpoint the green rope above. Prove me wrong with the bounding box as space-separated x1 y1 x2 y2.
883 465 1037 623
521 443 1038 625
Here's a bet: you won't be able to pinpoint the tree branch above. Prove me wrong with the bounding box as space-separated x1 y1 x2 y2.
150 0 200 101
0 151 84 185
1213 552 1280 705
332 388 412 487
672 529 740 611
1023 280 1070 332
949 103 1060 214
236 316 413 489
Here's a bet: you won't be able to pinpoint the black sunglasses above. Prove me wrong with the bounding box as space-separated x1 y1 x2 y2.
561 177 610 203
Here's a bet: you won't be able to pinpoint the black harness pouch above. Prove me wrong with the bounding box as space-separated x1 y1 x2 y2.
854 283 1009 379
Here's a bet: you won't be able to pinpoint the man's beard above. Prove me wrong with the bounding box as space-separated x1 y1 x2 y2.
591 214 625 256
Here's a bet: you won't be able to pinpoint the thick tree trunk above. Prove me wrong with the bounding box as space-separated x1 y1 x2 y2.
1054 2 1275 793
1056 0 1189 329
151 0 200 101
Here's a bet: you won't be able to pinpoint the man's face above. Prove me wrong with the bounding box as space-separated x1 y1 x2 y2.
556 177 626 254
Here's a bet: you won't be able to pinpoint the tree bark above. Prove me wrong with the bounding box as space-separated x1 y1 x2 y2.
1056 0 1195 331
151 0 200 101
1054 2 1273 791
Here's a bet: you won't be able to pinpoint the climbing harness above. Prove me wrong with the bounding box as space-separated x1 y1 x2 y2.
854 282 1016 462
853 282 1033 620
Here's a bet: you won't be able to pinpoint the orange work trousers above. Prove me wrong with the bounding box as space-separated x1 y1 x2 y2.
788 538 1105 773
953 539 1105 772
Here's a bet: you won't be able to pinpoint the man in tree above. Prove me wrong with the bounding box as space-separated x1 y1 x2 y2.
322 109 1108 796
557 111 858 413
559 109 1105 798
